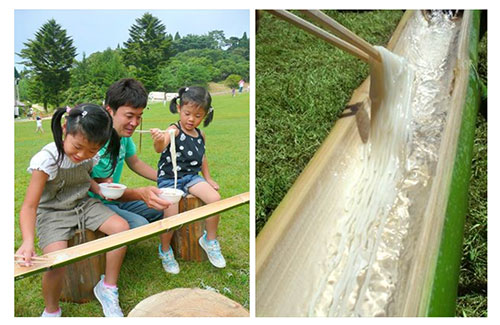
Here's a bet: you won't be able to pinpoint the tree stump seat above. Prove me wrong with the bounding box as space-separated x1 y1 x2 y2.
60 229 106 303
171 194 207 262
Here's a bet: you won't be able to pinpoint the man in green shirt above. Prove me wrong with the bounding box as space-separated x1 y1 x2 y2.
91 78 170 228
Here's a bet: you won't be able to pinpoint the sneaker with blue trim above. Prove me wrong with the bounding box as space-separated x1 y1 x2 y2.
158 244 180 274
93 275 124 317
199 231 226 268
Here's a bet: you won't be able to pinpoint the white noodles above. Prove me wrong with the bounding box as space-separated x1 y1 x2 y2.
169 129 178 189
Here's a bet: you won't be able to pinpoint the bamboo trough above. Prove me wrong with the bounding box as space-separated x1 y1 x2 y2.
256 10 481 317
15 192 249 280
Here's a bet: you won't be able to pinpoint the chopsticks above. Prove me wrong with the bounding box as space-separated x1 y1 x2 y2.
266 9 382 144
266 10 381 64
300 10 382 63
135 130 167 133
15 254 51 264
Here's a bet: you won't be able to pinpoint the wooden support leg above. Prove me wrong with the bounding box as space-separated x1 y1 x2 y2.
171 195 207 262
60 229 106 303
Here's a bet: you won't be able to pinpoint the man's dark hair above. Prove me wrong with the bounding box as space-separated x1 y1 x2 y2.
105 78 148 113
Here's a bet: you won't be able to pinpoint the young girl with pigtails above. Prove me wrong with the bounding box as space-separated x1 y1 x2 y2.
16 104 130 317
150 86 225 274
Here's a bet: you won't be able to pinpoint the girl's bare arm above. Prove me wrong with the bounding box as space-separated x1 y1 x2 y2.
17 170 48 264
151 125 178 153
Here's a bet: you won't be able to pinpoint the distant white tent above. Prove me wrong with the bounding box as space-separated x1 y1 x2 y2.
148 92 177 104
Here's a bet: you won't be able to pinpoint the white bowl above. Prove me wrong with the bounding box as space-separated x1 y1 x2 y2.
158 188 184 204
99 183 127 199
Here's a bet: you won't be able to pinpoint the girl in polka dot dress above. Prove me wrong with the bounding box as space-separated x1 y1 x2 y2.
150 86 225 273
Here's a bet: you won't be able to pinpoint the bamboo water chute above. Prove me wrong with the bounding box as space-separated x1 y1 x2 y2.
15 192 249 280
256 10 480 317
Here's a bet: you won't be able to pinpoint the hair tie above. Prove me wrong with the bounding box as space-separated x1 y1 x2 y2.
81 110 88 118
66 106 72 113
208 107 214 114
185 87 189 92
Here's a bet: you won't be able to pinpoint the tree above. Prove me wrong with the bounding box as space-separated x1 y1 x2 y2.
171 33 219 55
215 59 238 81
227 33 249 60
157 57 214 92
174 49 225 64
64 48 129 106
70 52 91 89
18 19 76 110
87 49 129 92
165 47 249 83
122 13 171 91
17 77 30 102
208 30 227 49
63 82 103 106
224 74 242 89
239 32 249 60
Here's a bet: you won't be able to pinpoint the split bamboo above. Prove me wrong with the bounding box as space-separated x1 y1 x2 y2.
15 192 249 280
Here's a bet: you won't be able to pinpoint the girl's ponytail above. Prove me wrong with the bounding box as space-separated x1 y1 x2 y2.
169 87 189 114
51 107 69 166
100 108 120 177
169 96 179 114
101 128 120 177
204 106 214 127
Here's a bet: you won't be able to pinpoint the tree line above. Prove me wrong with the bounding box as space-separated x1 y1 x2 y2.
16 12 249 111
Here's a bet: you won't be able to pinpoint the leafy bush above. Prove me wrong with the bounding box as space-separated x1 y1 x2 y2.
224 74 242 89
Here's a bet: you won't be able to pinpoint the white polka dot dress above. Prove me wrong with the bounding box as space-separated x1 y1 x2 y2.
157 122 205 180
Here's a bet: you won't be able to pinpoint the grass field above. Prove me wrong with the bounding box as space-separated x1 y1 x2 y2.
256 10 487 317
14 92 249 317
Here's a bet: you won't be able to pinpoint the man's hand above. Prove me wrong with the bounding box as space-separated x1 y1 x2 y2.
139 186 171 210
94 177 113 184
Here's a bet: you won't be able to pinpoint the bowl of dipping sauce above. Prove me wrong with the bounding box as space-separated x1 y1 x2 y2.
99 183 127 199
158 188 184 204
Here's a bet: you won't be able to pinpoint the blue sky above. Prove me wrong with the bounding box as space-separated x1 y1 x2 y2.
14 9 249 71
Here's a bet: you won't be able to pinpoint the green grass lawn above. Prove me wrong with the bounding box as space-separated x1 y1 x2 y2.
14 92 249 317
256 10 487 317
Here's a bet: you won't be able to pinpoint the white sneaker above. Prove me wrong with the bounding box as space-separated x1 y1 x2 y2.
93 275 124 317
199 231 226 268
158 244 180 274
41 308 61 317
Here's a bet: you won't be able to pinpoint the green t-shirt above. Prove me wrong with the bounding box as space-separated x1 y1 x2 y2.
89 136 136 204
